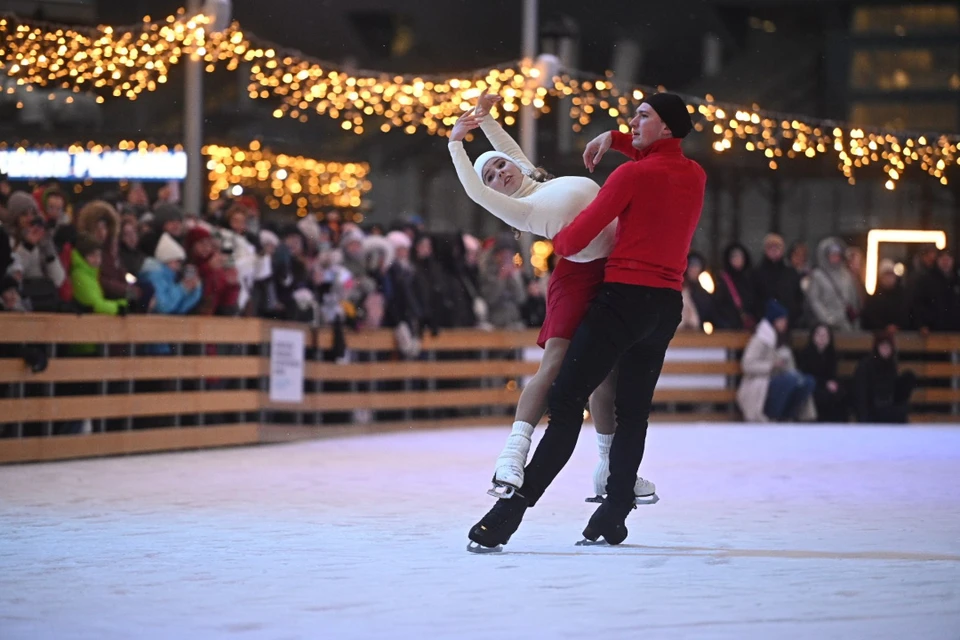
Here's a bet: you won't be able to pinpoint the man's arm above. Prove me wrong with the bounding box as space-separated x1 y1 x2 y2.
552 164 635 257
608 131 642 161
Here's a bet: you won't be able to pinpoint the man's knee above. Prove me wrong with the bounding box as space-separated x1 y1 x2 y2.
547 378 585 415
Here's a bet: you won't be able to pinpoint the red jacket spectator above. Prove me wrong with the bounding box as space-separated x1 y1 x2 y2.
185 226 240 316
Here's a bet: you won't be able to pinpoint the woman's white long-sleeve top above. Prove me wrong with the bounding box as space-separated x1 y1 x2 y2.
448 116 616 263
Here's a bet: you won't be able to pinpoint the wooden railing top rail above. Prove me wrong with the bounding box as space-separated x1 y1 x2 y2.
0 313 269 344
4 314 959 352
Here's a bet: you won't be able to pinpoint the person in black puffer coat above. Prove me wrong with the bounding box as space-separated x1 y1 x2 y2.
796 324 848 422
713 242 757 330
860 259 909 332
911 250 960 332
752 233 804 327
852 331 916 424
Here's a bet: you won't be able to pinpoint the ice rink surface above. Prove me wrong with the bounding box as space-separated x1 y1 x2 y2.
2 423 960 640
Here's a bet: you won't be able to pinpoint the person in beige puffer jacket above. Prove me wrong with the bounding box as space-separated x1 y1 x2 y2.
738 299 817 422
806 237 862 332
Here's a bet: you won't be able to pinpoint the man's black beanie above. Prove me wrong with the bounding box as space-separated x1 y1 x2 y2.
642 93 694 139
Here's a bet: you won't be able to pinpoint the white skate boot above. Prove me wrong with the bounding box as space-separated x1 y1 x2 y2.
488 421 533 499
587 433 660 505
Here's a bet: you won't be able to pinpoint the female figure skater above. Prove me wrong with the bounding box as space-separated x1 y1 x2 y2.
448 94 656 504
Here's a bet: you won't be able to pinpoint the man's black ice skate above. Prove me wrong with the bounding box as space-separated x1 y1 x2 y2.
577 499 636 546
467 492 529 554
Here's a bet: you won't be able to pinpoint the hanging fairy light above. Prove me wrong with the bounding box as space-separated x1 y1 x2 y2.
204 141 371 215
0 139 371 215
2 8 957 187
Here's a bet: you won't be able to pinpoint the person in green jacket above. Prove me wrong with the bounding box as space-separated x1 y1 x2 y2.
71 233 128 316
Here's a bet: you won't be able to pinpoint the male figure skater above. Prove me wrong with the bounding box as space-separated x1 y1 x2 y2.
468 93 706 551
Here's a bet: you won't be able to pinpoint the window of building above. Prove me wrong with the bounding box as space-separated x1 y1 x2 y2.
850 102 958 131
853 4 960 35
851 47 960 91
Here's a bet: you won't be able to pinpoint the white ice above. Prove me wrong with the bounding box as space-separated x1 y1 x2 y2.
2 423 960 640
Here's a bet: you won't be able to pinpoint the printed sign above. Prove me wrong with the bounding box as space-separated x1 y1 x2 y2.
269 328 305 404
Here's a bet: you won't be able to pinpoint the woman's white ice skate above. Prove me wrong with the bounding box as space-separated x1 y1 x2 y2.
587 456 659 505
487 423 532 499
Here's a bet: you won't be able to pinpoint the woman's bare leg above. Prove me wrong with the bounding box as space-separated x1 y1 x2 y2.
588 367 618 436
491 338 569 491
515 337 569 424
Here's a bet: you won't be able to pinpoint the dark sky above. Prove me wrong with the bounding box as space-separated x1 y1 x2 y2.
93 0 734 88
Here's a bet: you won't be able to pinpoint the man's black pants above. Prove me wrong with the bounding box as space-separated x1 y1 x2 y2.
520 282 683 507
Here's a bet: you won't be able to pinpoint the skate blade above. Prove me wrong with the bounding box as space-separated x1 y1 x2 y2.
584 493 660 505
487 483 517 500
575 539 609 547
467 541 503 554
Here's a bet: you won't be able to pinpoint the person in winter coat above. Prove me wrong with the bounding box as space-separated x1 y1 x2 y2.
752 233 804 326
118 218 147 277
70 233 128 316
11 212 67 311
712 242 756 330
681 252 714 331
911 249 960 332
737 300 816 422
480 233 527 329
853 331 916 423
383 230 430 357
184 226 240 316
806 237 861 332
860 259 910 332
75 200 136 302
384 230 427 331
796 324 848 422
138 233 202 315
0 223 11 276
0 274 29 312
272 226 314 321
138 203 184 257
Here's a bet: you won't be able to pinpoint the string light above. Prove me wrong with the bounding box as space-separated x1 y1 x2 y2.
203 142 371 215
0 139 370 215
2 9 957 187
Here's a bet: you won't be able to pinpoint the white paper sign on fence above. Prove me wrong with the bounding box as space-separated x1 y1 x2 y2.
269 328 305 403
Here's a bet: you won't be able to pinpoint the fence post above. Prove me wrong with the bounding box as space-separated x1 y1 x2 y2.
480 348 490 418
427 347 437 420
952 346 959 417
173 341 183 428
125 342 134 431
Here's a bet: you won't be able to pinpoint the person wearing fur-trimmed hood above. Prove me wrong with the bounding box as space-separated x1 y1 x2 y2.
737 300 816 422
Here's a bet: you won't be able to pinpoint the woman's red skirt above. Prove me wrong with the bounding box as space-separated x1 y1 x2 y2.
537 257 606 348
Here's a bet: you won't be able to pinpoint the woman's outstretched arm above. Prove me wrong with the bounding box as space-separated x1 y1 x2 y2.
475 95 536 174
449 140 535 231
447 110 538 232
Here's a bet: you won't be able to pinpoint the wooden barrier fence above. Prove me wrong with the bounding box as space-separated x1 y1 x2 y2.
0 314 957 464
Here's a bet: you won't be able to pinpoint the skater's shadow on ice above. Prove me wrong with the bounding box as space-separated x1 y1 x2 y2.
506 544 960 562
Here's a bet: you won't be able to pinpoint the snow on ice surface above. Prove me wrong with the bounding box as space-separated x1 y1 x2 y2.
2 424 960 640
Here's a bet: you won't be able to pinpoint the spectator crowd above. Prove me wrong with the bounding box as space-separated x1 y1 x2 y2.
0 179 548 359
680 232 960 336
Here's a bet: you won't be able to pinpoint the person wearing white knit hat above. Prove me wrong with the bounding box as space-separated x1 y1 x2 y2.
154 232 186 267
449 93 657 523
385 230 412 251
137 232 202 315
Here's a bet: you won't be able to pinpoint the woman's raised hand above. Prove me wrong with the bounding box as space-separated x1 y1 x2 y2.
475 94 502 118
450 110 483 142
